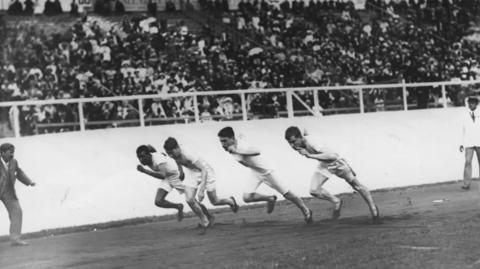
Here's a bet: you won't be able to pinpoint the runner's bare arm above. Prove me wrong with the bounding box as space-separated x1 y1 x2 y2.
192 161 208 186
191 160 209 200
298 148 339 162
175 161 185 180
137 165 169 179
228 145 260 156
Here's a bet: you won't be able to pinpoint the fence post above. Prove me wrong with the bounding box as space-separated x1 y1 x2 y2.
138 98 145 127
286 90 294 118
359 88 365 114
193 94 200 123
12 105 20 138
402 79 408 111
78 102 85 131
241 92 247 121
441 84 447 108
313 89 320 116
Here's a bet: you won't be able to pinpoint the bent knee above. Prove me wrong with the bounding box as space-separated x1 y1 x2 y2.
185 197 196 204
309 189 318 196
352 183 367 192
209 199 220 205
243 193 254 202
283 191 293 199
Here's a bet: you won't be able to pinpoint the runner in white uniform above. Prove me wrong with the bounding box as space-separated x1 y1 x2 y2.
284 126 380 223
136 145 185 221
218 127 313 224
163 137 239 233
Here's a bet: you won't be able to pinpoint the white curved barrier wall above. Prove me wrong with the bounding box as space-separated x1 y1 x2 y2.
0 108 467 235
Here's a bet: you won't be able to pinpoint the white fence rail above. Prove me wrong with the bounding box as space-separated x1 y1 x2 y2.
1 79 480 137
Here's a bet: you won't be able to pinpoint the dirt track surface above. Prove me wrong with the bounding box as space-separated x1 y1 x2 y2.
1 182 480 269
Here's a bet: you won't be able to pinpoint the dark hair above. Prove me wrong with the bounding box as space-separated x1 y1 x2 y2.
164 137 179 151
146 144 157 153
218 127 235 138
0 143 14 152
284 126 302 140
467 97 479 104
136 144 156 155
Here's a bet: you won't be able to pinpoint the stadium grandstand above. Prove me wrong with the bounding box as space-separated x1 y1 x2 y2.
0 0 480 137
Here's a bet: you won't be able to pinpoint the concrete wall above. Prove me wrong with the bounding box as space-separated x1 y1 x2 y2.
0 108 468 235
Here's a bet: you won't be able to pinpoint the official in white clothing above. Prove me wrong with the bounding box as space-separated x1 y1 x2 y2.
460 97 480 190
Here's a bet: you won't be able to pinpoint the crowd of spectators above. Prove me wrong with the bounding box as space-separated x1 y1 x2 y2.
8 0 67 15
0 14 269 135
7 0 35 15
217 0 480 104
1 0 480 136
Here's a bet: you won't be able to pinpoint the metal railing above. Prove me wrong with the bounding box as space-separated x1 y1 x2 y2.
1 79 479 137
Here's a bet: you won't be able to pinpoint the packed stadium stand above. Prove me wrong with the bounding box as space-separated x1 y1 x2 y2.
0 0 479 136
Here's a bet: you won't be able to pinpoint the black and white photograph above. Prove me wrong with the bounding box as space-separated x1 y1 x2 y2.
0 0 480 267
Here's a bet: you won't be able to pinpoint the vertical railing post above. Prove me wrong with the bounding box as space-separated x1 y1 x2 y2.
313 89 320 116
359 88 365 114
402 79 408 111
78 102 85 131
193 94 200 123
286 90 294 118
12 105 20 138
138 98 145 127
441 84 448 108
241 92 247 121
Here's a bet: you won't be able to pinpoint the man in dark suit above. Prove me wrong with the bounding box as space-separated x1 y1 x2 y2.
0 143 36 246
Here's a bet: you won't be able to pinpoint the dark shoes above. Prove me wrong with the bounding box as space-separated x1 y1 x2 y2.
230 197 239 213
267 195 277 214
332 200 343 220
372 205 382 224
197 224 208 235
207 214 215 228
461 185 471 191
305 209 314 224
177 204 184 222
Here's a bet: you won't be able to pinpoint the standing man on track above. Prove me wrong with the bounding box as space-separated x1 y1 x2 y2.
460 97 480 190
284 126 380 224
217 127 313 224
0 143 36 246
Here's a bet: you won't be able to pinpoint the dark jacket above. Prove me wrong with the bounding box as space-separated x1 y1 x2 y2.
0 159 33 199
